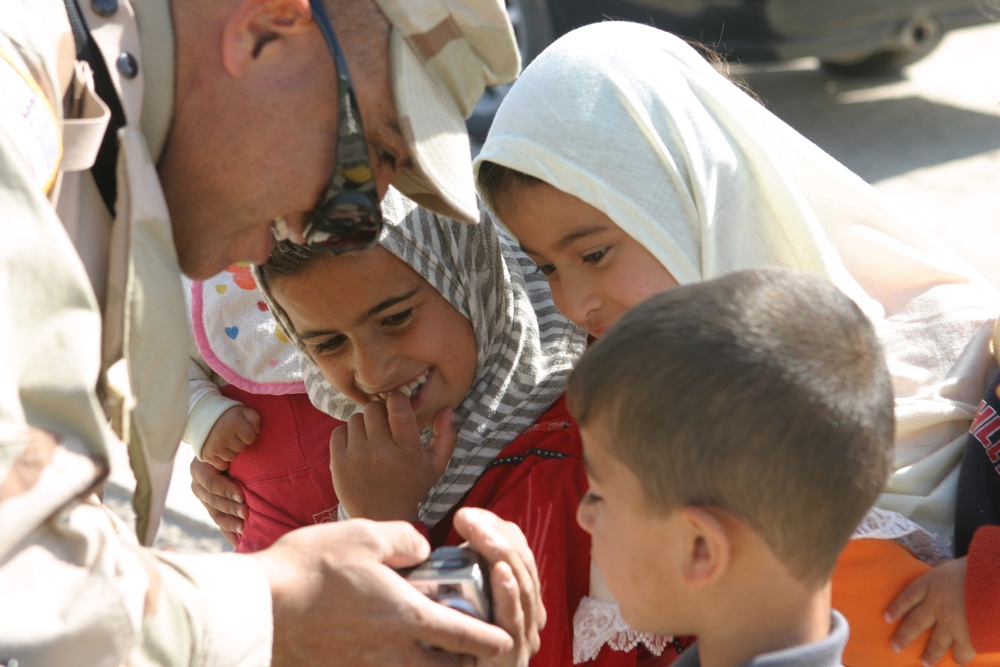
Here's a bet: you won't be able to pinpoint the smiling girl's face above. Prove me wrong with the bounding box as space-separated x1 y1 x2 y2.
269 246 478 430
495 182 679 339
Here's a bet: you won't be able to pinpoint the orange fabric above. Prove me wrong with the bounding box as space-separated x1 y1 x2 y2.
834 538 929 667
833 538 1000 667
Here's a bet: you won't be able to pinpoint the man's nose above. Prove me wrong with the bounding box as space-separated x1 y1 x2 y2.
373 156 401 200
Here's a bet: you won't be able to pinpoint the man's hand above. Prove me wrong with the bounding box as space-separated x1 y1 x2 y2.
885 557 975 666
331 393 456 521
453 507 546 667
251 519 517 666
201 405 261 471
189 457 247 546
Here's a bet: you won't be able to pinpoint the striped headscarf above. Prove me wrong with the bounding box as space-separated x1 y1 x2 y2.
256 188 586 527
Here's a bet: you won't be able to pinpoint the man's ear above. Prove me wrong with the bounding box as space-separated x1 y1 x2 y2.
678 505 731 589
221 0 314 78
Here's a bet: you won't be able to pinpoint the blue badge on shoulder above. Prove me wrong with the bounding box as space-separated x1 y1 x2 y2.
0 47 62 193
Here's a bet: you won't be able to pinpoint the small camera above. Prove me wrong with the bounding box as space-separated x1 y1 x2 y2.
402 545 492 622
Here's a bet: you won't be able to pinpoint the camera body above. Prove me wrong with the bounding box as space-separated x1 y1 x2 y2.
403 545 492 622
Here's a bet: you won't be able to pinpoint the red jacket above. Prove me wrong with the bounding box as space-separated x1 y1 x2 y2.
223 385 342 553
427 397 689 666
223 386 685 666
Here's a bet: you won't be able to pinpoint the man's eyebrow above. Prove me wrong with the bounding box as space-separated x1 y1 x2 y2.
519 226 608 257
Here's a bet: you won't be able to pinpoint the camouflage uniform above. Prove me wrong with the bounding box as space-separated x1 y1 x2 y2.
0 0 518 664
1 0 273 664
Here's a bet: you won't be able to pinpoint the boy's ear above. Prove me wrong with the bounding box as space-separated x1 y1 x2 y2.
678 506 731 588
222 0 315 78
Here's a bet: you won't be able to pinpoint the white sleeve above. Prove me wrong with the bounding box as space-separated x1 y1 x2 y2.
185 353 241 459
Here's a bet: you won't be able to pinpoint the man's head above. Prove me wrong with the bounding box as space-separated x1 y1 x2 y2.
568 268 895 591
159 0 518 279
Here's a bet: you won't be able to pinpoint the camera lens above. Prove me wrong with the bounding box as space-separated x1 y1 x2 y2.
440 596 482 620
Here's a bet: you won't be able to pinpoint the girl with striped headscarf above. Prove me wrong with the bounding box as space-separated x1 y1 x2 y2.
239 187 671 665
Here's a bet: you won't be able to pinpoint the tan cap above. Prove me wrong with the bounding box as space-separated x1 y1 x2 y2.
375 0 520 223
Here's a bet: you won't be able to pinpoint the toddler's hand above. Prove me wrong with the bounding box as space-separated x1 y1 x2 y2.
885 556 974 666
330 392 456 522
201 405 261 471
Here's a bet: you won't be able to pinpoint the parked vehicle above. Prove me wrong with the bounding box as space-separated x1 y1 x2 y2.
468 0 996 147
508 0 993 71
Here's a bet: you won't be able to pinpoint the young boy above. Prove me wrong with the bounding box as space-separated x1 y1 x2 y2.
568 267 896 667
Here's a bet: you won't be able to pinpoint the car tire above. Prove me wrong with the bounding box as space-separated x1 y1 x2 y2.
819 14 943 76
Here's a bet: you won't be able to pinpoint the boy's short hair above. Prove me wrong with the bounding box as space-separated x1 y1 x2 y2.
567 268 894 583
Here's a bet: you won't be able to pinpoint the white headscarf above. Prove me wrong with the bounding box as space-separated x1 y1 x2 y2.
255 188 586 528
474 21 1000 554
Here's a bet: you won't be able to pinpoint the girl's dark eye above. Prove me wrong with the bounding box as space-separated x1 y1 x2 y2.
383 309 413 327
581 490 601 505
537 262 556 276
314 334 346 354
583 248 609 265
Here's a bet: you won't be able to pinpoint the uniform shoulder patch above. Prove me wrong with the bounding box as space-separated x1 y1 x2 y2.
0 47 62 193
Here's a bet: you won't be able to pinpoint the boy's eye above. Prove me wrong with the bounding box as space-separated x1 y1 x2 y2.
582 248 609 265
382 309 413 327
581 490 602 505
314 334 346 354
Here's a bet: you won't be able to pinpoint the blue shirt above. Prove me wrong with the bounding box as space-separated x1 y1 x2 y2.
672 610 848 667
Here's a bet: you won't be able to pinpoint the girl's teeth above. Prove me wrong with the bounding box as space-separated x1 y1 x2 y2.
378 371 429 401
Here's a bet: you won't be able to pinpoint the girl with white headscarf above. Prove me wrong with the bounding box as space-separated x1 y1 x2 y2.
474 21 1000 667
251 189 672 666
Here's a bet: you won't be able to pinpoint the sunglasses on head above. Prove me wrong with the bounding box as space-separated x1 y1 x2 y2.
302 0 383 252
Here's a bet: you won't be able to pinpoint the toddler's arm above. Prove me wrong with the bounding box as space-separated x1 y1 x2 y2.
185 354 244 460
200 404 261 471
